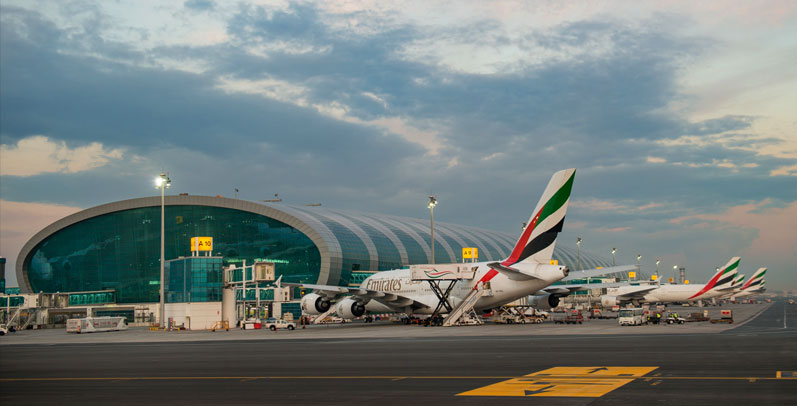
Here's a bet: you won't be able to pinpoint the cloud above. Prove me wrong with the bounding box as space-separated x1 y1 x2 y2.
0 136 124 177
0 200 83 287
770 164 797 176
670 199 797 258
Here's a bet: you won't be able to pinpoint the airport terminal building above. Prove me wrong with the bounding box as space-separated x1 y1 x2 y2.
12 195 613 328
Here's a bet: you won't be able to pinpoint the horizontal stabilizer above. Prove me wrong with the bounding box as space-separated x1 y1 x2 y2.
486 262 543 281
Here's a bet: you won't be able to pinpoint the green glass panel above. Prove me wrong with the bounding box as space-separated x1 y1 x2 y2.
25 206 321 303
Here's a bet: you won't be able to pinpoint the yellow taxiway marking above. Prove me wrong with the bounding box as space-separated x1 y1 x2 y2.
457 367 658 398
1 373 795 383
777 371 796 378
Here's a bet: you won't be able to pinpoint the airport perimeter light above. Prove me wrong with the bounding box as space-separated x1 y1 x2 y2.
155 172 171 329
428 196 437 264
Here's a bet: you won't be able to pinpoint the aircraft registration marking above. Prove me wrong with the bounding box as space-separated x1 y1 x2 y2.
457 366 658 397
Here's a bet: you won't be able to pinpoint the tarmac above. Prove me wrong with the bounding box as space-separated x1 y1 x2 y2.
0 302 771 345
1 300 794 405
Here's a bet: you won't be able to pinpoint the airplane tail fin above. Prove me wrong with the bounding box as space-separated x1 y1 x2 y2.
502 168 575 266
688 257 740 300
742 267 766 291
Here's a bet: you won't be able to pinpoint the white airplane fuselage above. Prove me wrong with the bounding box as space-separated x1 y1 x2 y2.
359 263 567 315
607 283 724 304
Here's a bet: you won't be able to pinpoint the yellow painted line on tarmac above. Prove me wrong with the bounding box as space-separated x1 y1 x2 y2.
0 376 508 382
2 373 796 383
457 367 658 398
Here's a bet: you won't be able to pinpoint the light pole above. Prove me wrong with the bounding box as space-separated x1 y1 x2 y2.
636 254 642 280
612 248 617 266
655 259 660 280
155 172 171 329
428 196 437 264
673 265 678 284
576 237 582 270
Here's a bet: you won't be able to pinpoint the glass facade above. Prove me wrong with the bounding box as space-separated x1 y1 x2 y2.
165 257 223 303
0 296 25 307
21 198 615 303
25 206 321 303
68 291 116 306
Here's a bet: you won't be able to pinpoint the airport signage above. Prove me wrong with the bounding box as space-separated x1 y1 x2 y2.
462 247 478 259
190 236 213 251
410 264 478 280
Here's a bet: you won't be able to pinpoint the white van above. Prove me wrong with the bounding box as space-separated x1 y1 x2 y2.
618 308 646 326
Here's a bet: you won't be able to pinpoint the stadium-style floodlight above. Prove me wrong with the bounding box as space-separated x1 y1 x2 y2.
156 172 171 329
428 196 437 264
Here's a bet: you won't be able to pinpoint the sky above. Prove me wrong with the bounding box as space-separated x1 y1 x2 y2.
1 0 795 291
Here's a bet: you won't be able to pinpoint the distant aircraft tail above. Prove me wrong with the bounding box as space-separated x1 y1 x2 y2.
502 168 576 266
688 257 740 300
742 267 767 291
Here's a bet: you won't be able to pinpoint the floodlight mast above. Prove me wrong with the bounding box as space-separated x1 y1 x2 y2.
428 196 437 264
155 172 171 329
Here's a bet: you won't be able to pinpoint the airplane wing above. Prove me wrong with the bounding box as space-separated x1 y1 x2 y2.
540 281 646 295
611 285 659 299
285 283 431 311
561 265 638 282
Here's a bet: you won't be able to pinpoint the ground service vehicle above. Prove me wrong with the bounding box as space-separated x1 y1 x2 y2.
618 308 646 326
666 313 686 324
66 317 128 333
710 309 734 324
554 310 583 324
0 324 9 336
263 318 296 331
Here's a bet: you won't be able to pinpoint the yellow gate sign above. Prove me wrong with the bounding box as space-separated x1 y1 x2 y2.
462 247 478 259
191 237 213 252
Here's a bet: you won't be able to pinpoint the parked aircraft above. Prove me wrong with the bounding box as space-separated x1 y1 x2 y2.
600 257 741 306
293 168 635 320
731 268 767 299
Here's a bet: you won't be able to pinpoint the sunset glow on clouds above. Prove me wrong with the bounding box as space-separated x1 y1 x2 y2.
1 1 795 289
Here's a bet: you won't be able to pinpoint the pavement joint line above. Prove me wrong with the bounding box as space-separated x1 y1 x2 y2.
2 375 796 382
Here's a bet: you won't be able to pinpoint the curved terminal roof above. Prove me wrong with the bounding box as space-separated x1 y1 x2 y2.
17 195 612 293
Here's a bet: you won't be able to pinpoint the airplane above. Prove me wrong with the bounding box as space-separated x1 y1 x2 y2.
730 267 767 299
600 257 741 307
716 273 746 299
292 168 635 320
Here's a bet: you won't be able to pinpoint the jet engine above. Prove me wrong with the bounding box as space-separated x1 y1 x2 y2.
334 298 366 319
530 294 560 309
600 296 618 307
300 293 331 315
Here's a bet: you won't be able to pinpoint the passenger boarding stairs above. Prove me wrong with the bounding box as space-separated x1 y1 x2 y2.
4 308 22 326
442 286 486 327
312 306 337 324
19 309 39 330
